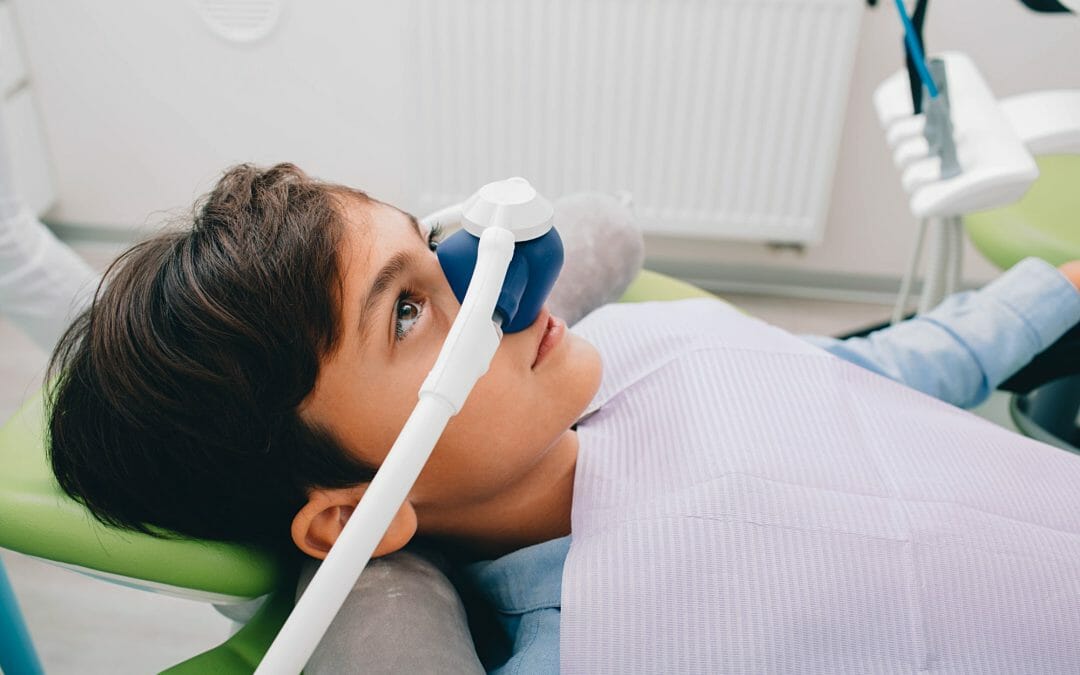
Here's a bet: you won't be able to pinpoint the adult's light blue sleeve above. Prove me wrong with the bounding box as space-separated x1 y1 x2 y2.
802 257 1080 409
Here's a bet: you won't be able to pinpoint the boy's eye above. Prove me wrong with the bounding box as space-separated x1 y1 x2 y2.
395 295 423 341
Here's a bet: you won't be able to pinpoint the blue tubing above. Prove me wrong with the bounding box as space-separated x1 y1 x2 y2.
893 0 938 99
0 558 44 675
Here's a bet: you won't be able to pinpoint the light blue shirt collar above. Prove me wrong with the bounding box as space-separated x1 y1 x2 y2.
465 535 571 614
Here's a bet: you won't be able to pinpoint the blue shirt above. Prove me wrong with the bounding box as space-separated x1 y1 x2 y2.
463 258 1080 674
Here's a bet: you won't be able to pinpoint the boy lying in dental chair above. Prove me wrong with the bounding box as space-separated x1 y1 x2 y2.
46 164 1080 673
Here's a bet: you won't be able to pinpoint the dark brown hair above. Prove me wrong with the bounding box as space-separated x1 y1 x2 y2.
47 163 376 553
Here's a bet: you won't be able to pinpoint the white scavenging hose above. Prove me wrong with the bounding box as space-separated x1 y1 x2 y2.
893 217 929 325
944 215 963 298
918 216 949 314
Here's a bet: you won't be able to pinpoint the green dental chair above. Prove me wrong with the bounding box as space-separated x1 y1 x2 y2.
965 90 1080 269
965 155 1080 268
0 270 713 674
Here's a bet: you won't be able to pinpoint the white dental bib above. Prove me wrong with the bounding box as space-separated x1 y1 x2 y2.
563 299 1080 673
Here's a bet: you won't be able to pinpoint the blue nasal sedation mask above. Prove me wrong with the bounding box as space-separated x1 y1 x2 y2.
437 177 564 333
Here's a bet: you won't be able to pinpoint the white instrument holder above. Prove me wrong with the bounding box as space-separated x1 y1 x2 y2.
874 51 1038 221
872 52 1080 321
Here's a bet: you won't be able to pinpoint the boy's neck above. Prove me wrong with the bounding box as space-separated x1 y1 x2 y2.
418 428 579 560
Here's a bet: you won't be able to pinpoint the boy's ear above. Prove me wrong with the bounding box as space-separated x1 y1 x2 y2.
291 484 417 560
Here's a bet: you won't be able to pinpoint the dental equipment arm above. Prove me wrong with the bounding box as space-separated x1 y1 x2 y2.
1020 0 1076 12
255 179 559 675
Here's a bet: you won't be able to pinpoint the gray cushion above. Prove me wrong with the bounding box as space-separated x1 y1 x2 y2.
297 548 484 674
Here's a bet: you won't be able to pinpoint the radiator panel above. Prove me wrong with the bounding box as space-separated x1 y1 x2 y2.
411 0 862 243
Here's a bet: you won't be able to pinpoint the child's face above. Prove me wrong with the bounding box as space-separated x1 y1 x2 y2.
300 199 602 533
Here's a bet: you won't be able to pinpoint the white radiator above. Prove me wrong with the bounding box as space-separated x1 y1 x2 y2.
410 0 863 244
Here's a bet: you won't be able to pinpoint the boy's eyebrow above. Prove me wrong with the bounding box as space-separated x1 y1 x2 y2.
359 249 417 343
356 213 427 343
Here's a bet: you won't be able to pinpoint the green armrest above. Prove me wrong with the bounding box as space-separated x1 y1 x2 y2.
162 588 294 674
0 269 716 673
965 155 1080 270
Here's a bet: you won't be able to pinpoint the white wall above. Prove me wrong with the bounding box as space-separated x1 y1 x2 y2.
12 1 1080 284
649 2 1080 284
11 1 417 231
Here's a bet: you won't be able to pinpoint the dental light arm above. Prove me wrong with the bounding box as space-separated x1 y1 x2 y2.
256 179 558 675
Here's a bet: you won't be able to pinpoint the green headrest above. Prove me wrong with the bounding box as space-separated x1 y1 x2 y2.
0 392 283 600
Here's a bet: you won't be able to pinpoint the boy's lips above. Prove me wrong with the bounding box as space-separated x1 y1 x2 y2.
532 311 566 369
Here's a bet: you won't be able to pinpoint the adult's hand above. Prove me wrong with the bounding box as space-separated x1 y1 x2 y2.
1059 260 1080 292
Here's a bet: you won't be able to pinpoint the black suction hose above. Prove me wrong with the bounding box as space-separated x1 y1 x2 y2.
904 0 930 114
1018 0 1072 11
